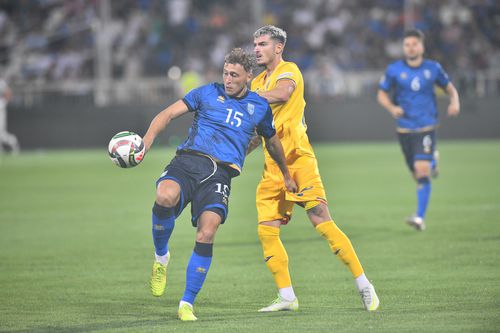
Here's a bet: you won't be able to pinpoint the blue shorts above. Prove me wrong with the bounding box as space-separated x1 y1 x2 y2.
398 130 436 172
156 151 232 227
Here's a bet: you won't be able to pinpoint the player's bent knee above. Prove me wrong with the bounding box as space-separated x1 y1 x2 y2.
156 179 181 207
195 229 217 243
156 188 180 208
306 202 332 226
156 192 179 208
414 160 431 178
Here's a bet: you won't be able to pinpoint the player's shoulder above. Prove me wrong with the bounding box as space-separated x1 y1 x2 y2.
278 60 301 74
387 59 406 71
279 60 300 70
276 60 302 81
423 59 444 70
202 82 223 92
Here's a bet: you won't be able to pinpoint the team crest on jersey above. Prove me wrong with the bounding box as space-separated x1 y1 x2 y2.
424 69 431 79
400 72 407 79
217 95 225 103
247 103 255 115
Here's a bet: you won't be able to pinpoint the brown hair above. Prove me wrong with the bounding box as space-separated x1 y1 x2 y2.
224 48 257 73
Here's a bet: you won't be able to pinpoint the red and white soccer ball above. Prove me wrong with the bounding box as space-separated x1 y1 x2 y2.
108 131 145 168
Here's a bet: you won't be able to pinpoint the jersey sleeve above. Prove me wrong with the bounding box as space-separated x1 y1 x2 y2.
378 66 394 91
276 63 299 86
182 86 204 112
435 62 450 88
256 106 276 139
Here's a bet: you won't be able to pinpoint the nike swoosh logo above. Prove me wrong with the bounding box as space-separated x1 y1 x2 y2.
265 255 274 262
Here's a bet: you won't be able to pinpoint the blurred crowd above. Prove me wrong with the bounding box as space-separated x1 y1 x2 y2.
0 0 499 97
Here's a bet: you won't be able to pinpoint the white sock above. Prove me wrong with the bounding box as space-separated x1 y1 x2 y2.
279 286 296 301
355 273 371 291
179 300 193 309
155 252 169 265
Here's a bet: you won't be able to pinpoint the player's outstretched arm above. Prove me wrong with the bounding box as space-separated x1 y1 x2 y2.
377 89 404 118
263 134 297 193
257 79 295 104
445 82 460 117
143 100 189 152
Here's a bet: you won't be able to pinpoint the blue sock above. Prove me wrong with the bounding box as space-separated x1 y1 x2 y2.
416 177 431 218
152 202 175 256
181 242 213 305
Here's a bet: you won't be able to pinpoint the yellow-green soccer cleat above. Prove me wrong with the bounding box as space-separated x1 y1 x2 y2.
178 303 198 321
150 252 170 297
359 284 380 311
258 294 299 312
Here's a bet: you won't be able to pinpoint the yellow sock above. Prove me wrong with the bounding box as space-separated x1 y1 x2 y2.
315 220 364 278
257 224 292 289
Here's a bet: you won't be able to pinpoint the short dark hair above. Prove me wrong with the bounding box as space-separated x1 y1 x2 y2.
224 48 256 73
404 29 425 42
254 25 287 45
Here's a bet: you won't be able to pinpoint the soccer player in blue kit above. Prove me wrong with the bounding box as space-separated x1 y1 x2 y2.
378 29 460 231
142 48 297 321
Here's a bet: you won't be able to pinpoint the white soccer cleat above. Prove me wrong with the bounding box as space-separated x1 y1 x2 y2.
258 294 299 312
359 284 380 311
406 215 426 231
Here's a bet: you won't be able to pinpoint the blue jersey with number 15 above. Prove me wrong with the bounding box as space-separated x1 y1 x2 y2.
179 83 275 175
379 59 450 131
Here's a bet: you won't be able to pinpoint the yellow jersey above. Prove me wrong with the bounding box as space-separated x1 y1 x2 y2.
251 60 315 166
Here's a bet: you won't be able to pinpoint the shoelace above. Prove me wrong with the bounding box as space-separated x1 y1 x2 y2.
269 294 285 305
360 287 372 303
152 266 165 282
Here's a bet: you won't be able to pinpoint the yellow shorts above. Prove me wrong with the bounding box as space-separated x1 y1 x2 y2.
256 155 327 223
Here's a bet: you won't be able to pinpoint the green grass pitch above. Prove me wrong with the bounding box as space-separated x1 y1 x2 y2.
1 140 499 332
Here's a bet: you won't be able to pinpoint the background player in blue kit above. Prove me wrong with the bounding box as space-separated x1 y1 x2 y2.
377 29 460 231
142 48 297 321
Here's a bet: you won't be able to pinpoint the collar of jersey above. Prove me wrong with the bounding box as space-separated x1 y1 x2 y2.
403 59 425 69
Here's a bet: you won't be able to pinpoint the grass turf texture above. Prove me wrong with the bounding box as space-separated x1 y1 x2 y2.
0 140 499 332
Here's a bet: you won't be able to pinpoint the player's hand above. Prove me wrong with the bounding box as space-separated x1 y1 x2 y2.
389 106 404 118
447 103 460 117
284 175 298 193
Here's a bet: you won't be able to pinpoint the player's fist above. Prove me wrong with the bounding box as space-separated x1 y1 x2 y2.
447 103 460 117
284 175 298 193
389 106 404 118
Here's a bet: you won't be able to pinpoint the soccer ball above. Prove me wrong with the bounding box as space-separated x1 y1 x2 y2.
108 131 145 168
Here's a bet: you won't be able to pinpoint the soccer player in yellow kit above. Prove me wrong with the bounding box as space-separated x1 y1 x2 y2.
250 25 379 312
